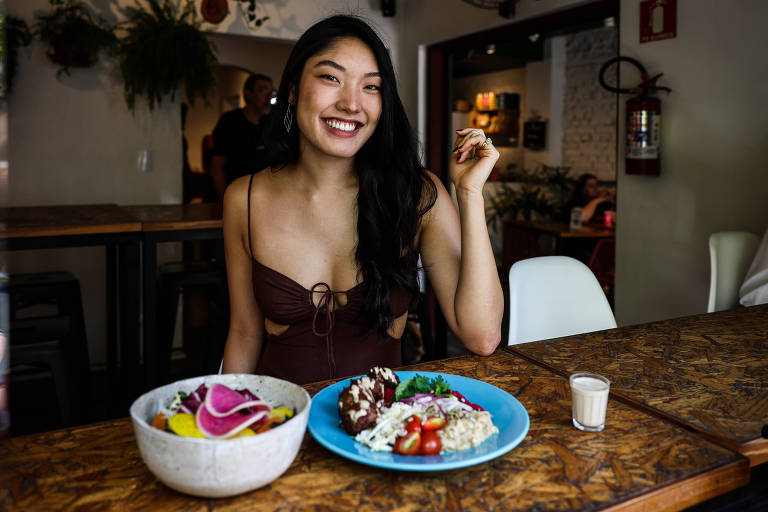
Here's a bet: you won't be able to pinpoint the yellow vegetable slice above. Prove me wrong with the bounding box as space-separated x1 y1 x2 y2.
229 427 255 438
167 413 205 438
269 407 294 421
167 413 255 439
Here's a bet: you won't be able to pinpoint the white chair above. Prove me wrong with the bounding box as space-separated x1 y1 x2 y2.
707 231 760 312
507 256 617 345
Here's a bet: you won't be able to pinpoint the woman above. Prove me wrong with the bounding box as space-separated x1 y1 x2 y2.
221 15 503 384
568 173 615 224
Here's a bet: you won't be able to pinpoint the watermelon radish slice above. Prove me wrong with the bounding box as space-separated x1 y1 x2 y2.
196 402 269 439
204 383 272 417
179 384 208 414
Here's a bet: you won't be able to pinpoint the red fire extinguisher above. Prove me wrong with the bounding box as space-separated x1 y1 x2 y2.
600 57 671 176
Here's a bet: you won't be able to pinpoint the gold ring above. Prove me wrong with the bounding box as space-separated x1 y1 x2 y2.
481 137 492 148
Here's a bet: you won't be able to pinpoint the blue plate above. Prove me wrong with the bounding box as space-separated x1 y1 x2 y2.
307 371 529 471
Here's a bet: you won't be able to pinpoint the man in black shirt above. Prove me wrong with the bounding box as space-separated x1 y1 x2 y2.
210 73 275 199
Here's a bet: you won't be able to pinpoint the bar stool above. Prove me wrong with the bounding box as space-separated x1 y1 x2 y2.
156 261 229 384
7 271 91 427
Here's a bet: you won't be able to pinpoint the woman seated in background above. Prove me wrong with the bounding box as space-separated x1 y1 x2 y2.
568 173 615 224
220 15 504 384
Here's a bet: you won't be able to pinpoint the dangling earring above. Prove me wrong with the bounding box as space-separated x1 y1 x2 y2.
283 104 293 133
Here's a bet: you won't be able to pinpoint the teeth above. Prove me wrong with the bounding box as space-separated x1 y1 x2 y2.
325 119 357 132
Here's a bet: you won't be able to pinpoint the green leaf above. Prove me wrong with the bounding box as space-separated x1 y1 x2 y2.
393 374 453 402
394 379 413 402
411 375 431 394
430 376 451 396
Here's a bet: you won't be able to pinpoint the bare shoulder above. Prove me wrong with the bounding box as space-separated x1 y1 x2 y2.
421 170 454 223
224 171 276 213
223 175 250 219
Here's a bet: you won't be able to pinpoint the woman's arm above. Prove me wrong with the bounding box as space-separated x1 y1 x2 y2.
220 177 265 373
419 129 504 355
580 194 611 223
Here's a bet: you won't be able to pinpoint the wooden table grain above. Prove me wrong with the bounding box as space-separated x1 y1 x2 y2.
509 304 768 466
1 204 142 238
121 203 222 232
0 352 749 511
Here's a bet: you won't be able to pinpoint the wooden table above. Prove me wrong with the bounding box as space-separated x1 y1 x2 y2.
503 219 614 268
121 203 224 391
0 205 142 410
510 219 615 239
509 304 768 466
0 351 749 511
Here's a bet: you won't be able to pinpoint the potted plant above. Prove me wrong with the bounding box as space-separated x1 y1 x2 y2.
485 165 574 225
33 0 117 77
116 0 217 112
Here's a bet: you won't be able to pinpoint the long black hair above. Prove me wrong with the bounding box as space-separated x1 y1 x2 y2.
262 15 437 338
569 173 598 207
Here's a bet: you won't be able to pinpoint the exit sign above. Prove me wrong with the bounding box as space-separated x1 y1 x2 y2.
640 0 677 43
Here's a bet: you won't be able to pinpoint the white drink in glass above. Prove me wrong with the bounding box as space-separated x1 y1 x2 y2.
570 373 610 432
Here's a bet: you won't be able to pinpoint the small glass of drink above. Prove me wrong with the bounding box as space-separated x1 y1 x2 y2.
570 373 610 432
569 207 583 230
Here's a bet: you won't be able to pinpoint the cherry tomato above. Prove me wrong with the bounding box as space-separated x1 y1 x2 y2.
420 431 442 455
393 431 421 455
422 415 446 431
405 415 422 433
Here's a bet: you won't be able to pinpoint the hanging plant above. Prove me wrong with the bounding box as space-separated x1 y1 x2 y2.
3 16 33 96
33 0 117 78
116 0 218 112
237 0 269 31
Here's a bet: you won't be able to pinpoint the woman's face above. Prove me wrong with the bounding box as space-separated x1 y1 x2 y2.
583 178 599 198
295 37 383 160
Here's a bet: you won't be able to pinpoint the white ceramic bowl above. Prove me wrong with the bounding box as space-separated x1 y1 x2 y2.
130 374 311 498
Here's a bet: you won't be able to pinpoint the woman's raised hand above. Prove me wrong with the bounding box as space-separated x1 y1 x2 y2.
450 128 500 195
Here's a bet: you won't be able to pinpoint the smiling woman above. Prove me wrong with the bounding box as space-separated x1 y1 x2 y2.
220 15 504 385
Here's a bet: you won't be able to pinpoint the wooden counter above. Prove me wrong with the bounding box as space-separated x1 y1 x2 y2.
0 352 749 511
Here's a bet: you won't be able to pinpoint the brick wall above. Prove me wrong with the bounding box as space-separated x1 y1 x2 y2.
562 27 618 181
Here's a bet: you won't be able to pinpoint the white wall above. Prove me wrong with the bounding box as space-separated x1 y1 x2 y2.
614 0 768 324
209 32 294 83
7 0 181 207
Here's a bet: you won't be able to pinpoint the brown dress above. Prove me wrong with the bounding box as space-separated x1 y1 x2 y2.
246 174 411 385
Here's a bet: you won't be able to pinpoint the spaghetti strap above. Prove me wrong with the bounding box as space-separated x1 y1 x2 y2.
247 173 255 260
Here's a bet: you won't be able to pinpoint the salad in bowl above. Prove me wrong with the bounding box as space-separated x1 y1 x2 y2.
130 374 311 498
